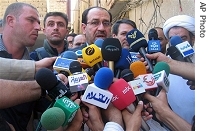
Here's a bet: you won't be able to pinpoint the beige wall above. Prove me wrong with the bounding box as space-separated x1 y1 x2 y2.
128 0 195 37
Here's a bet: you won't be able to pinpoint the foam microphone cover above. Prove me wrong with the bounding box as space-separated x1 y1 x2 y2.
130 61 147 78
170 35 183 46
69 60 82 74
94 67 114 90
94 38 104 48
126 29 148 52
166 46 185 62
153 62 170 76
35 68 57 90
115 48 132 70
82 44 103 67
120 69 134 82
41 107 65 130
61 51 78 60
148 28 158 40
101 38 122 61
109 78 136 110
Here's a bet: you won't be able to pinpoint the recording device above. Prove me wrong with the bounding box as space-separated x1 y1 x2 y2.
170 35 194 63
114 48 133 78
75 50 90 69
35 68 71 100
120 69 149 131
101 38 122 72
68 61 89 94
152 62 170 96
82 44 103 71
147 28 161 66
94 38 104 49
81 67 114 109
126 29 153 72
130 61 158 91
40 96 80 130
53 51 78 77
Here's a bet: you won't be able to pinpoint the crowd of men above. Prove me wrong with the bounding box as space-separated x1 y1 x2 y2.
0 2 195 131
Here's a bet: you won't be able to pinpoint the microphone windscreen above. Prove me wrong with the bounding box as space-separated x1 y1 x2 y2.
115 48 132 70
85 68 95 77
130 61 147 78
126 29 148 52
61 51 78 60
69 60 82 73
94 38 104 48
120 69 134 82
82 44 103 67
148 28 158 40
170 35 183 46
101 38 122 61
94 67 114 90
41 107 65 130
153 62 170 76
35 68 57 90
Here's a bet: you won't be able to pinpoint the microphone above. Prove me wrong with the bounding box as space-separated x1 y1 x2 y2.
53 51 78 77
35 68 71 100
166 45 185 62
130 61 158 91
101 38 122 72
152 62 170 96
41 96 80 130
68 61 89 94
94 38 104 49
147 28 161 66
75 50 90 69
40 107 65 130
82 44 103 71
129 52 140 62
126 29 153 72
81 67 114 109
114 48 133 78
120 69 150 131
170 35 194 63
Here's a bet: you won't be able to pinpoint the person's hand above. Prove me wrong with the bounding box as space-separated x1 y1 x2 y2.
122 101 145 131
57 73 69 85
35 57 57 72
81 98 104 131
101 102 124 129
143 89 171 121
145 52 171 64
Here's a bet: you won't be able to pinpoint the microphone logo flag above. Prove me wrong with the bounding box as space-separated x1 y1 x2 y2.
175 41 194 57
148 40 161 53
135 73 158 90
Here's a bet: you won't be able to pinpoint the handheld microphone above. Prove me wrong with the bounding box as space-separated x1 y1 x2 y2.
81 67 114 109
101 38 122 72
53 51 78 77
41 96 80 130
126 29 153 72
82 44 103 71
114 48 133 78
170 35 194 63
130 61 158 91
147 28 161 66
94 38 104 49
75 50 90 69
108 78 136 111
68 61 89 94
120 69 149 131
152 62 170 96
61 51 78 59
35 68 71 100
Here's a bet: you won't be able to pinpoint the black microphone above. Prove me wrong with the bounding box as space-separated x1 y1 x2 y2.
147 28 161 66
35 68 71 100
126 29 153 72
